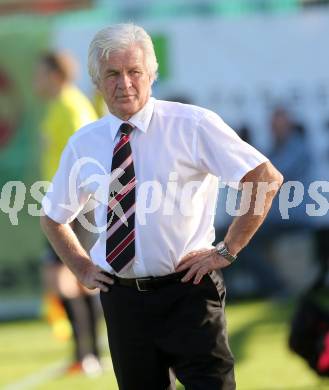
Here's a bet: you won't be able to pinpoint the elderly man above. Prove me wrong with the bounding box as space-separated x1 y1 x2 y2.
41 24 283 390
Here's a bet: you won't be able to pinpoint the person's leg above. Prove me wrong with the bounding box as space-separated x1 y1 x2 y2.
83 294 101 359
100 285 175 390
42 241 102 371
61 296 89 362
157 271 235 390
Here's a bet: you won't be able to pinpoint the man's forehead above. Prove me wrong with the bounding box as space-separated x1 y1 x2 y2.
100 46 145 66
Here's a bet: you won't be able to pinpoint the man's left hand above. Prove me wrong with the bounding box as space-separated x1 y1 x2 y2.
175 249 231 284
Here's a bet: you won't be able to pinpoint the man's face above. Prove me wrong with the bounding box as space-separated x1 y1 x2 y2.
97 45 152 120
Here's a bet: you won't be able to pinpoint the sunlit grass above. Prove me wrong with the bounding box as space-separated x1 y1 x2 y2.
1 299 328 389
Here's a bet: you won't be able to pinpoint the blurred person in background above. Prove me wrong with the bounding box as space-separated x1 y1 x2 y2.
217 124 287 299
34 51 102 375
242 107 313 298
312 118 329 285
40 24 283 390
269 106 311 200
266 106 311 228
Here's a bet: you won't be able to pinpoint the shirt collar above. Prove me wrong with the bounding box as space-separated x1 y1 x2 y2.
108 97 155 141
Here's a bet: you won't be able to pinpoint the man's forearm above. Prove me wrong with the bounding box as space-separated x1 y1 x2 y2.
40 215 92 281
224 199 274 256
224 161 283 256
40 214 113 291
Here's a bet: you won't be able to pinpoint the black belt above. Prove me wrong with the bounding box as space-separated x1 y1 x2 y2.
112 271 187 292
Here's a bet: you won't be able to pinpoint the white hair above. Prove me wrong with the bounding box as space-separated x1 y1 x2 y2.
88 23 159 86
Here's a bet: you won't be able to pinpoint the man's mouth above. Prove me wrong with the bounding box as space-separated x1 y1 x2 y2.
117 95 135 99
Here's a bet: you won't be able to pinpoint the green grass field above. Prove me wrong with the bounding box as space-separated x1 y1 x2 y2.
1 299 328 390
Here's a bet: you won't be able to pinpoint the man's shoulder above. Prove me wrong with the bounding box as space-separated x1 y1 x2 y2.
153 99 213 123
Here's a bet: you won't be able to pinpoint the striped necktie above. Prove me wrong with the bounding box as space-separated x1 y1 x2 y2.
106 122 136 273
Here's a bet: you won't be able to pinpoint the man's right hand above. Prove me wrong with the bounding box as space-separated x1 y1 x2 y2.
40 215 114 293
77 263 114 292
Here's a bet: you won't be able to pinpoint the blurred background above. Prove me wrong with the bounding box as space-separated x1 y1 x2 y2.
1 0 329 389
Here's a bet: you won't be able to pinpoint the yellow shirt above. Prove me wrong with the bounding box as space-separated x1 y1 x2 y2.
41 85 98 181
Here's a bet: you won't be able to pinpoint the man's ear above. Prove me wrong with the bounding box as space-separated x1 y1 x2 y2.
149 74 155 86
95 81 103 93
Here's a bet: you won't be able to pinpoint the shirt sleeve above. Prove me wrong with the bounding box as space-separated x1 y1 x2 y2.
42 141 90 224
195 110 268 186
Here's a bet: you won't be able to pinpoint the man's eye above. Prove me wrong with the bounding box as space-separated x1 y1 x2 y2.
105 72 117 78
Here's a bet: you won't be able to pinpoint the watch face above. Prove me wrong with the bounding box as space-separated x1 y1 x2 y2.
221 248 228 256
216 241 236 263
216 242 226 252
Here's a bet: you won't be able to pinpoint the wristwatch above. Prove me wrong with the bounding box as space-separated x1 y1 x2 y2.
215 241 237 264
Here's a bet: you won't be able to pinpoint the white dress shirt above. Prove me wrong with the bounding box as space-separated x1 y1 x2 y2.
42 97 268 277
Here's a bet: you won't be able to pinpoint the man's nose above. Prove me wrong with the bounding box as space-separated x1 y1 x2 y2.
118 73 132 89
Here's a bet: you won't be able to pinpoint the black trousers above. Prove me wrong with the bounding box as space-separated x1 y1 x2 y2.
100 270 235 390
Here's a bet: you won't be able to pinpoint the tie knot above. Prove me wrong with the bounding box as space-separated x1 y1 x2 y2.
120 123 134 137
